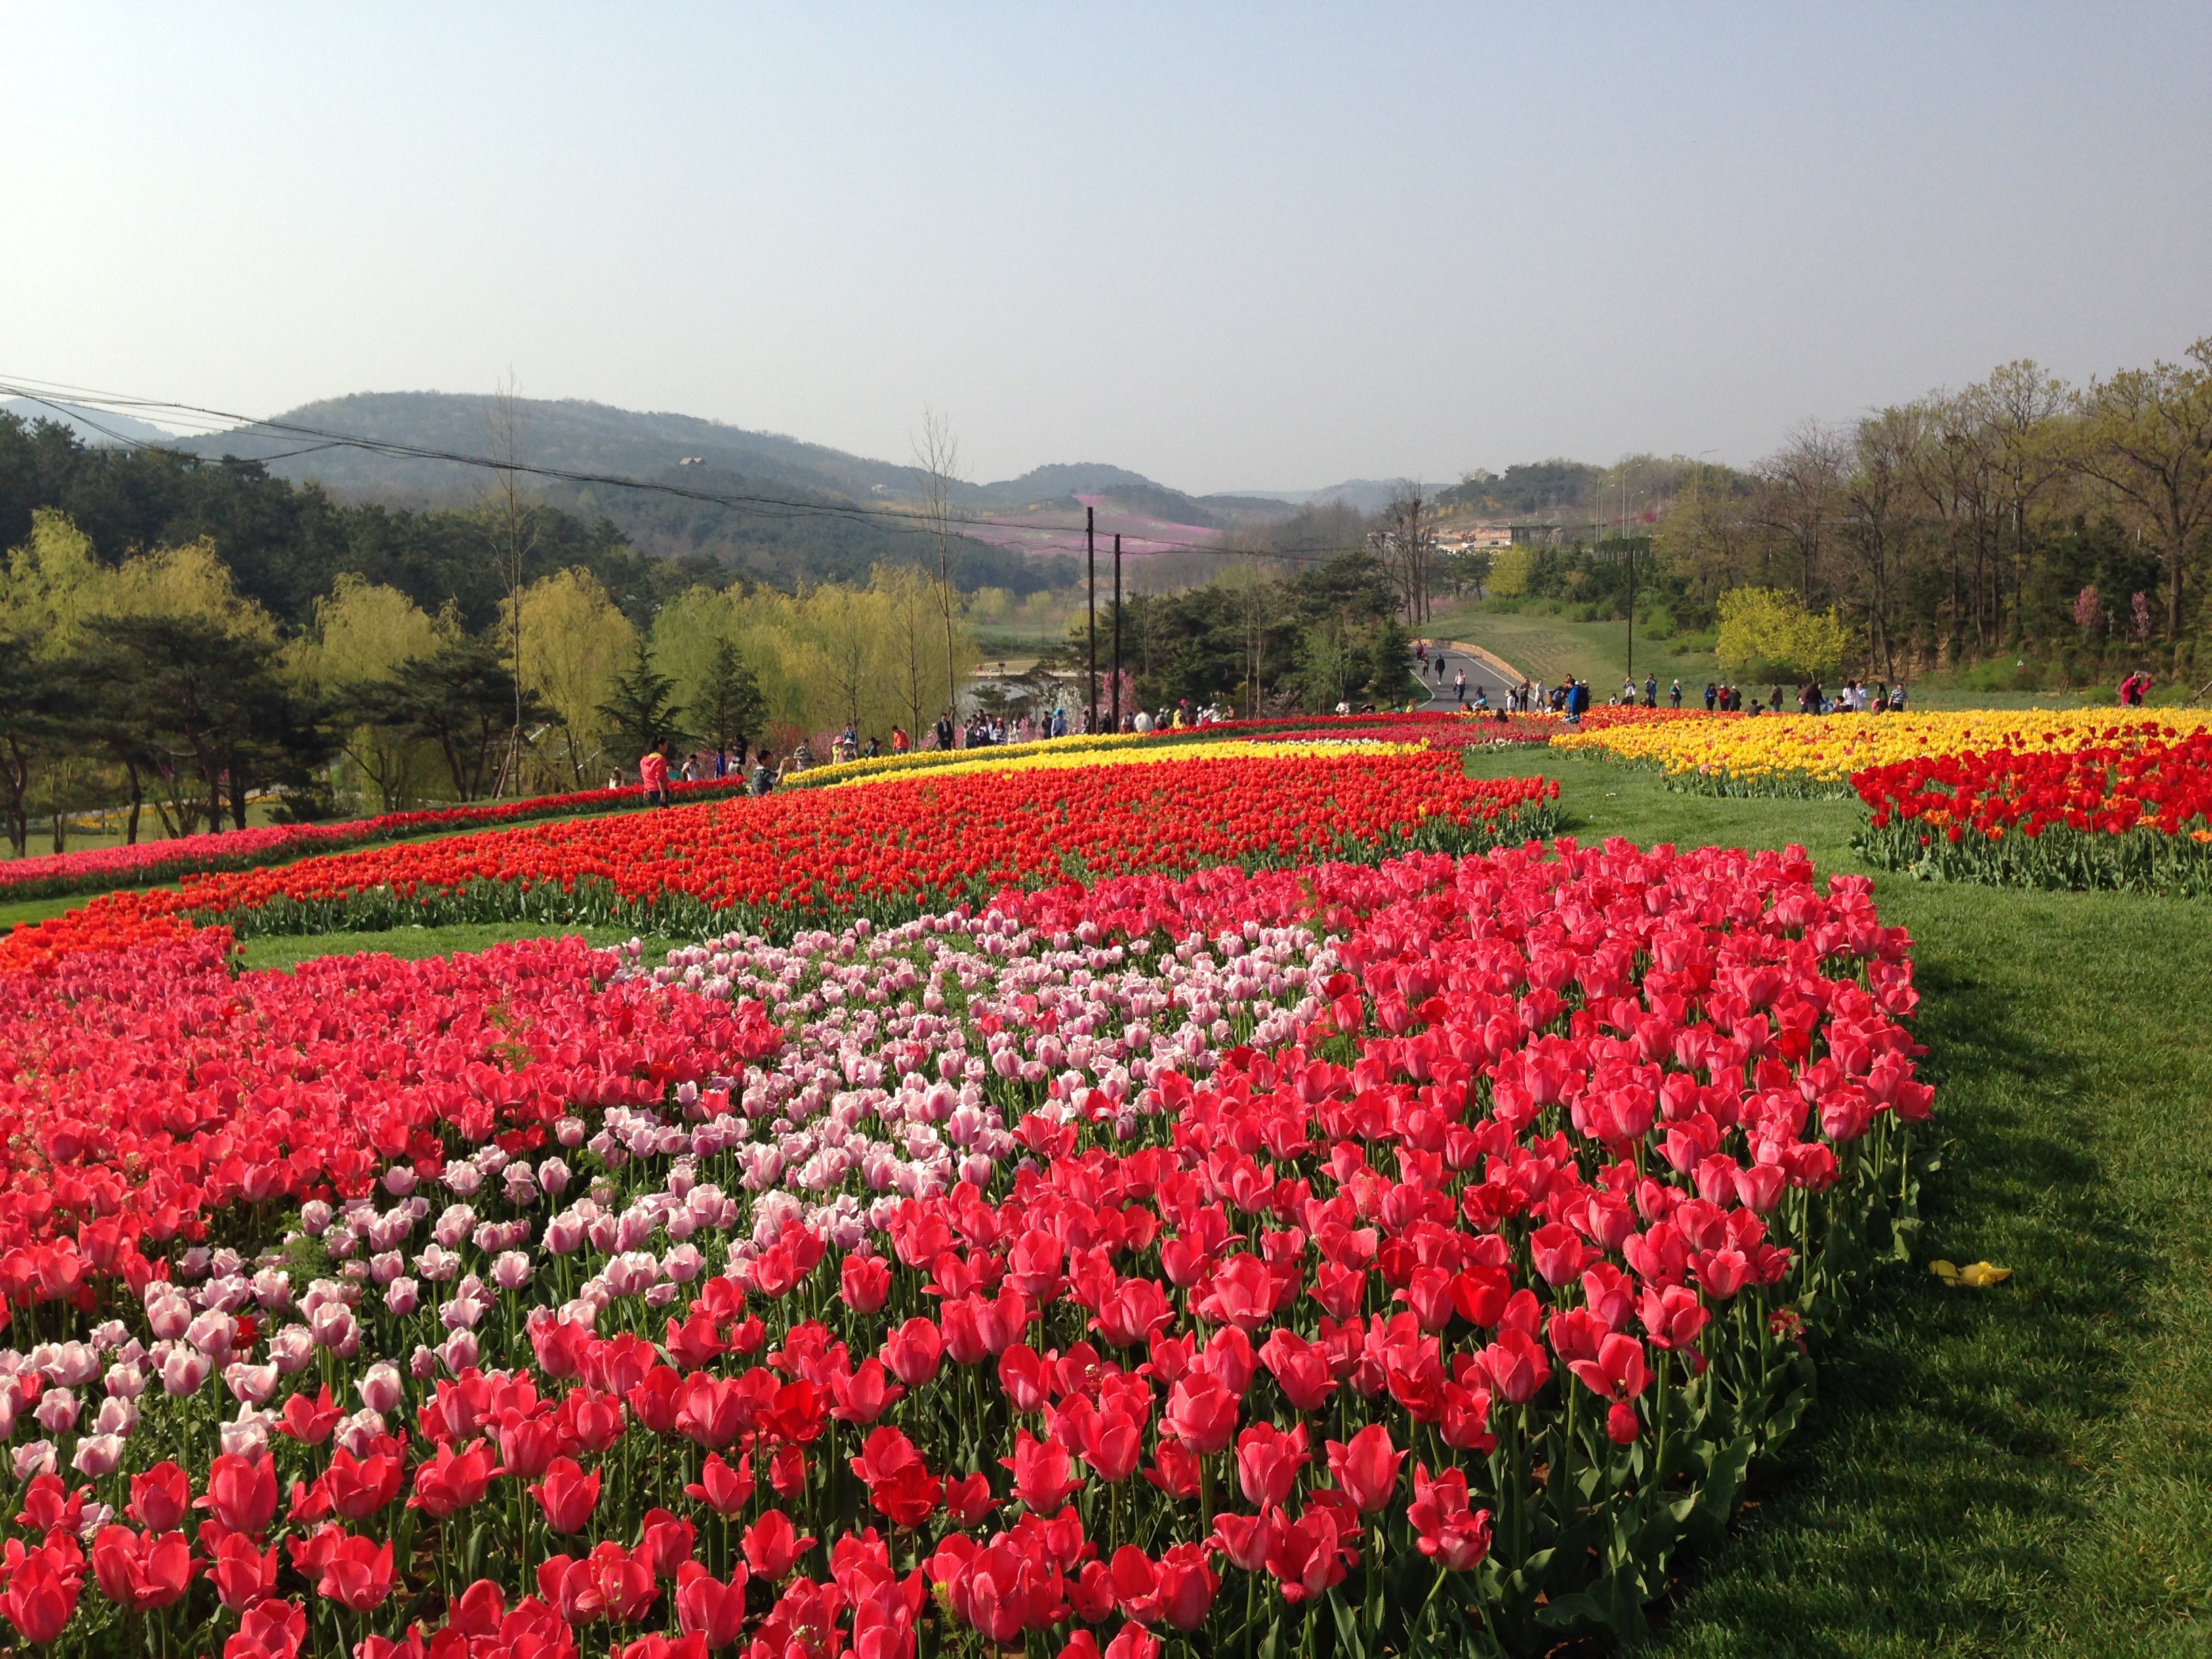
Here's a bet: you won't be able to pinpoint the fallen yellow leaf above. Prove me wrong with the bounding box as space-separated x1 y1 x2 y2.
1957 1261 2012 1288
1929 1260 1959 1280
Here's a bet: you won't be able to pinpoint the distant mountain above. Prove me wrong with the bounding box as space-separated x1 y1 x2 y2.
159 390 1300 577
1231 478 1404 516
173 392 929 506
2 397 186 449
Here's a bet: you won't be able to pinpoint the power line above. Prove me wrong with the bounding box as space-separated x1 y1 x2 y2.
0 373 1375 567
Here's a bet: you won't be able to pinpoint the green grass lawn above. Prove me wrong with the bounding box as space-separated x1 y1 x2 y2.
1462 750 2212 1657
1428 603 2112 713
232 921 689 973
1427 602 1720 695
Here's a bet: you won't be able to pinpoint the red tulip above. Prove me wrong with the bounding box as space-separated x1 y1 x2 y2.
197 1453 277 1536
1195 1254 1277 1332
684 1451 756 1517
1408 1464 1492 1571
1109 1544 1160 1623
530 1457 602 1534
277 1386 342 1446
1145 1439 1202 1500
1163 1374 1239 1455
1000 1430 1080 1511
1153 1542 1219 1632
674 1373 745 1450
1324 1424 1404 1515
944 1471 996 1526
832 1359 905 1425
1265 1506 1353 1603
127 1462 191 1532
0 1542 80 1645
558 1385 629 1454
496 1411 564 1479
210 1531 281 1612
1475 1330 1552 1405
222 1597 305 1659
840 1253 893 1314
742 1509 815 1580
410 1439 495 1517
882 1318 944 1388
636 1509 697 1578
768 1444 808 1498
313 1532 395 1613
322 1448 403 1521
675 1561 750 1649
1259 1330 1337 1411
1233 1421 1310 1508
91 1524 195 1612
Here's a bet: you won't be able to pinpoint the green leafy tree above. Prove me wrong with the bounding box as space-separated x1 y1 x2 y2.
1715 587 1850 678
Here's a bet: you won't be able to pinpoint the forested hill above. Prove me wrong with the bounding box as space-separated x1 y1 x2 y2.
119 390 1291 594
176 393 922 505
0 411 1073 634
174 392 1289 518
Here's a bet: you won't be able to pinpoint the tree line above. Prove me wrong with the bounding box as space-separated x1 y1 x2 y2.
1472 340 2212 690
0 506 978 856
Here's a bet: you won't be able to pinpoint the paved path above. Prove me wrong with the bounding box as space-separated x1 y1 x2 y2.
1413 638 1527 711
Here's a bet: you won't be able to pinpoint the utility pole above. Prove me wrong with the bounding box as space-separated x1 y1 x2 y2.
1111 533 1123 732
1624 485 1638 685
1085 506 1097 733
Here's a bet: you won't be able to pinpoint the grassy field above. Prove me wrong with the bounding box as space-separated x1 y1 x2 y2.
1462 749 2212 1658
1427 603 2112 713
232 920 689 973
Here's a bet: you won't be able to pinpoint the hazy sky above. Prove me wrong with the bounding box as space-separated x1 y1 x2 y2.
3 4 2207 493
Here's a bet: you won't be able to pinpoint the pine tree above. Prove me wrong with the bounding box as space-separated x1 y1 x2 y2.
595 640 693 762
698 637 769 765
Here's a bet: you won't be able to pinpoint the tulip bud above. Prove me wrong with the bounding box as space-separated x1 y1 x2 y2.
161 1349 211 1397
384 1278 421 1318
438 1330 479 1376
70 1433 124 1479
13 1440 57 1481
267 1325 316 1376
356 1361 403 1416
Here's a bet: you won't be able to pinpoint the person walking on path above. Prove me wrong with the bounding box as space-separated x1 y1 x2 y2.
640 739 672 807
1454 668 1467 707
1669 679 1682 708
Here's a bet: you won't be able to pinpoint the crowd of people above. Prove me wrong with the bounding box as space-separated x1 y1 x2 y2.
616 656 2165 802
617 693 1251 804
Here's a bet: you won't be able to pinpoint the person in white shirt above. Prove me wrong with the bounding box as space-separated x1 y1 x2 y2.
1133 710 1153 733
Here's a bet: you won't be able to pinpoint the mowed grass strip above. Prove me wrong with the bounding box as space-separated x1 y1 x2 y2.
233 921 689 973
1465 749 2212 1657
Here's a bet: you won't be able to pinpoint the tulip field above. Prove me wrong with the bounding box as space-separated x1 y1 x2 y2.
2 717 2209 1659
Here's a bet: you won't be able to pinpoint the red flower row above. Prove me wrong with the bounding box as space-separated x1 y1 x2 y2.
1853 734 2212 894
0 753 1559 970
0 935 780 1315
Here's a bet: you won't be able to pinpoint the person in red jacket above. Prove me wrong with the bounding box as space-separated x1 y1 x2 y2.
640 739 671 807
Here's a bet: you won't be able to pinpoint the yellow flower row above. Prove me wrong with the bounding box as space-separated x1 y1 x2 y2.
781 729 1153 790
824 738 1425 789
1551 708 2212 788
